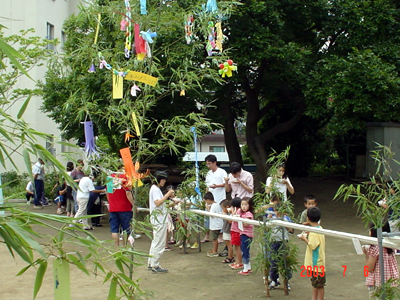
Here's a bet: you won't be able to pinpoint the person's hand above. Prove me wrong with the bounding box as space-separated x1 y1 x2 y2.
224 177 229 183
232 179 241 184
167 190 175 198
209 184 217 189
281 179 288 184
298 233 307 241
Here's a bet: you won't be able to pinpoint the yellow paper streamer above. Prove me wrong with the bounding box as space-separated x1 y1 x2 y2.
113 74 123 99
125 71 158 87
180 90 185 96
215 22 223 51
94 13 101 45
131 112 141 136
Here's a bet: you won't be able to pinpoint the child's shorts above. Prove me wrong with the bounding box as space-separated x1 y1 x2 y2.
210 229 220 241
311 273 326 288
231 231 241 246
222 232 231 241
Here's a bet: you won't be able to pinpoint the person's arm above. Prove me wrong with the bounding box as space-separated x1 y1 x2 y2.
363 246 377 272
126 190 134 206
154 189 174 207
283 177 294 195
237 178 253 193
265 177 273 194
224 177 232 193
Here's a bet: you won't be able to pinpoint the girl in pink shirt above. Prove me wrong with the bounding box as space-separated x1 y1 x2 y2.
238 197 254 275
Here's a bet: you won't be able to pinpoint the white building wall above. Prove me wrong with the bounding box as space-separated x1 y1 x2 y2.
1 0 82 173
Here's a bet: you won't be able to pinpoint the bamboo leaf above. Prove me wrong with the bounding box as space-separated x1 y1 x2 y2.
107 277 117 300
0 38 33 80
17 95 32 119
33 260 47 299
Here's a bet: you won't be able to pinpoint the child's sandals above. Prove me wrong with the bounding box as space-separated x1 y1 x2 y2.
222 257 235 264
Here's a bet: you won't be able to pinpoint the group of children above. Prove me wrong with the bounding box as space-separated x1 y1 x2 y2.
203 191 326 298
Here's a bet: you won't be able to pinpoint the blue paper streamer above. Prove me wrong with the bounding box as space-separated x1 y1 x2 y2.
191 127 201 196
140 0 147 15
205 0 218 12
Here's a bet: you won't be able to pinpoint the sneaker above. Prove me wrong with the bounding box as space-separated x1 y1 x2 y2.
179 244 190 249
269 281 280 290
190 242 199 249
164 247 173 252
238 270 250 276
207 251 219 257
134 234 141 239
152 266 168 273
42 203 52 207
287 282 291 291
230 263 244 269
57 209 63 214
147 265 152 271
33 205 43 209
219 251 228 257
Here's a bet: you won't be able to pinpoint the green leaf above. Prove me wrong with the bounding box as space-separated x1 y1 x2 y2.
0 38 33 80
107 277 117 300
33 260 47 299
17 95 32 119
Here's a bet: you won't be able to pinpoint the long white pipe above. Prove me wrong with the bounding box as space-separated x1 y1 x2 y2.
137 207 400 248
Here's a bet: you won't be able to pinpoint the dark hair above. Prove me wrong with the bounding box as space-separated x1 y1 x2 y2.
205 154 217 163
304 195 317 203
241 197 254 214
230 162 242 174
277 163 288 179
155 171 168 183
66 161 74 172
369 222 393 254
231 197 242 208
204 191 214 201
220 199 230 208
307 207 321 223
271 194 281 203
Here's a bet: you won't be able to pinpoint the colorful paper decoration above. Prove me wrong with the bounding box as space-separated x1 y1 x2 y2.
185 16 194 44
84 121 100 159
119 148 148 188
180 90 185 96
206 21 216 56
93 13 101 45
125 71 158 86
123 0 133 58
124 131 134 142
131 112 141 136
190 127 201 196
112 73 124 99
205 0 218 12
140 0 147 14
88 64 96 73
53 259 71 300
215 22 223 51
130 84 141 97
140 30 157 43
219 59 237 78
134 24 147 60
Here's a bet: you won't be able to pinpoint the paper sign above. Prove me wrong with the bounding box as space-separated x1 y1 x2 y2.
125 71 158 87
53 258 71 300
131 112 141 136
352 238 364 255
113 74 123 99
238 221 244 232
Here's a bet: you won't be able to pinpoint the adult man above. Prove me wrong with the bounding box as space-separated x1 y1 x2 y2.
32 158 45 209
224 162 254 199
205 154 227 204
70 159 85 212
106 171 135 247
148 171 174 273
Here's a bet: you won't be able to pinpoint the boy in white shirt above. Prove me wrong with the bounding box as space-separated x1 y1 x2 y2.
204 192 223 257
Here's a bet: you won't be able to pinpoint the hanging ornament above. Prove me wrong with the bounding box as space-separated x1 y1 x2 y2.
206 21 215 56
88 63 96 73
124 130 134 142
130 84 141 97
185 16 194 44
84 121 100 159
215 22 223 51
218 59 237 78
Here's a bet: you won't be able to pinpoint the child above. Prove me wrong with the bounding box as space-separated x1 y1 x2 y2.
299 207 325 300
220 199 234 264
267 198 294 290
363 221 399 298
204 192 223 257
229 197 243 269
237 197 254 275
300 195 317 225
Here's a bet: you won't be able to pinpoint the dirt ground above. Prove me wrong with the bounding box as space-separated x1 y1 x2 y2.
0 177 393 300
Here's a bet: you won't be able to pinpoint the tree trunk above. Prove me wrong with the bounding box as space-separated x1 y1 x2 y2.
221 101 243 165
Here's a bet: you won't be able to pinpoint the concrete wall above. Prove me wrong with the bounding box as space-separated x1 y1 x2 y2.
1 0 82 173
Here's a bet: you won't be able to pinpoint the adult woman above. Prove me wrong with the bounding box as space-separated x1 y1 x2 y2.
148 171 174 273
265 163 294 202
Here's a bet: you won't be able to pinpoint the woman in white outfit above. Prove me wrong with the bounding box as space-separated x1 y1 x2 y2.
265 163 294 202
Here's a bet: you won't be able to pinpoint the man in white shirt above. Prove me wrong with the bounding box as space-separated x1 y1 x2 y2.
32 158 45 209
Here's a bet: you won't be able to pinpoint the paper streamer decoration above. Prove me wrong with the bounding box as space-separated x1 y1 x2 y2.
84 121 100 159
125 131 134 142
106 176 114 193
113 73 123 99
215 22 223 51
135 24 147 60
120 147 136 188
190 127 201 196
185 16 194 44
206 21 215 56
130 84 141 96
205 0 218 12
53 259 71 300
125 71 158 86
140 0 147 14
88 63 96 73
140 30 157 43
93 13 101 45
123 0 133 58
219 59 237 78
131 112 141 136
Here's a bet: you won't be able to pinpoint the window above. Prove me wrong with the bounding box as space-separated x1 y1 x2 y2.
46 22 55 50
209 146 225 152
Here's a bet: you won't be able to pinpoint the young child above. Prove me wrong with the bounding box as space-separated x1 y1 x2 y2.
204 192 223 257
220 199 234 264
363 221 399 298
237 197 254 275
299 207 325 300
267 197 294 290
300 195 317 225
229 197 243 269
